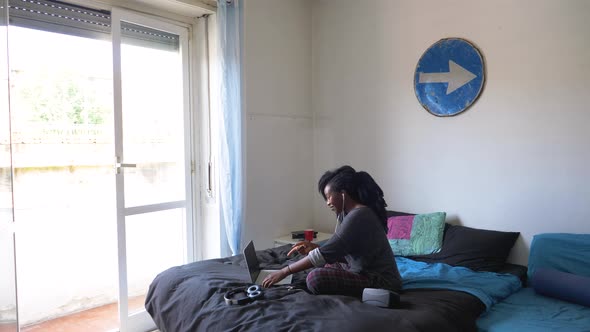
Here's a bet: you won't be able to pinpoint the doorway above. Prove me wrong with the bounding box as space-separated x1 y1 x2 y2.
4 1 195 331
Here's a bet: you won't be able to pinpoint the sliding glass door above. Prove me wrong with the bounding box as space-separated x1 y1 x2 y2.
2 1 196 331
0 0 18 330
111 8 193 332
8 6 119 331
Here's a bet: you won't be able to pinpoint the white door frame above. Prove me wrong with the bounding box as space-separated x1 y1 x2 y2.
111 7 194 332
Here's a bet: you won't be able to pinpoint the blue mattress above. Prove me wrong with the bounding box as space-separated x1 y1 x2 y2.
477 287 590 332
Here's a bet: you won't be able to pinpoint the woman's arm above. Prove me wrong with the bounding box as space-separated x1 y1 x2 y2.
287 241 320 256
261 256 314 288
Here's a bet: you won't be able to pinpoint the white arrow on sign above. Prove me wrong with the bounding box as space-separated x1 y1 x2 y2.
418 60 477 95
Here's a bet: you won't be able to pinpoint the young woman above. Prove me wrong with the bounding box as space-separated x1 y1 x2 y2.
262 165 402 297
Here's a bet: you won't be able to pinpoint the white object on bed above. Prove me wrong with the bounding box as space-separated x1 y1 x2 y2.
362 288 399 308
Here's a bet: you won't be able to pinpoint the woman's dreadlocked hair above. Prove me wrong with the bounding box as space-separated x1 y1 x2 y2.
318 165 389 231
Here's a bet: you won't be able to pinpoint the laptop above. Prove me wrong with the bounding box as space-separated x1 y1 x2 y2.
243 240 293 286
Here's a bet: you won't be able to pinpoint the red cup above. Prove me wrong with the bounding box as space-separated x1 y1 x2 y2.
304 229 314 242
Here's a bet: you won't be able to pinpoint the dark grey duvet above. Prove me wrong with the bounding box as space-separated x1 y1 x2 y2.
145 245 487 332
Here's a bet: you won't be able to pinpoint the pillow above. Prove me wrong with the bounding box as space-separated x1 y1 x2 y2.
527 233 590 281
532 268 590 307
409 225 520 272
387 212 446 256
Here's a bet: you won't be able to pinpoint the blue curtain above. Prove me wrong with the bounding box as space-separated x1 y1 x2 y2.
217 0 243 256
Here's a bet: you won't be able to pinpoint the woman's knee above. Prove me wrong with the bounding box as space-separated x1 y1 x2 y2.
306 269 326 294
306 268 369 297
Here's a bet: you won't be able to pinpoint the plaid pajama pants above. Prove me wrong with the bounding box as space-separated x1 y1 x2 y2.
306 263 372 297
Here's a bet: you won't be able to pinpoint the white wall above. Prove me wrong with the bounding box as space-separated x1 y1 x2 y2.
311 0 590 265
242 0 314 250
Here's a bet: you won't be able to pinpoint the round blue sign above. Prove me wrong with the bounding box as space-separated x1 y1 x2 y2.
414 38 485 117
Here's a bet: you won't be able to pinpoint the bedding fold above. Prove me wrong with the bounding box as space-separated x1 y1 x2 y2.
397 257 522 309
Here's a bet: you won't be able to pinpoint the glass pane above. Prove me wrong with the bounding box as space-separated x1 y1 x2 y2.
0 0 18 330
126 208 186 314
120 21 186 208
8 25 118 331
0 233 17 332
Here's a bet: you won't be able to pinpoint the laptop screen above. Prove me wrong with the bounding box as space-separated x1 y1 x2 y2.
243 241 260 283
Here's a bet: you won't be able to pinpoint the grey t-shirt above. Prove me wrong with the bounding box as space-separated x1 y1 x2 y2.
319 207 402 291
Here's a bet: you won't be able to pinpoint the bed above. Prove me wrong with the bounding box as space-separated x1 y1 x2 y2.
476 233 590 332
146 212 526 332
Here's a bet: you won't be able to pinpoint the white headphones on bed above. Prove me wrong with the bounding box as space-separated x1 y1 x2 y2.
224 285 263 305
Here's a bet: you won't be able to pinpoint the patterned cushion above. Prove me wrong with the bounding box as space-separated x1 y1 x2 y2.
387 212 446 256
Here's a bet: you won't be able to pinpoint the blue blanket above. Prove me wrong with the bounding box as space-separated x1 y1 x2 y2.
396 257 522 309
477 288 590 332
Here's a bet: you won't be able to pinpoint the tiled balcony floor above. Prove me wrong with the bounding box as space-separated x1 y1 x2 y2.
19 295 146 332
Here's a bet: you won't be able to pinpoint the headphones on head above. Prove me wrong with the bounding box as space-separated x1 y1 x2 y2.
224 285 263 305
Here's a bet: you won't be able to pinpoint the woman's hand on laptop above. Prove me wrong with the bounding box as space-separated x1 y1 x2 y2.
263 257 314 288
262 269 289 288
287 241 319 257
